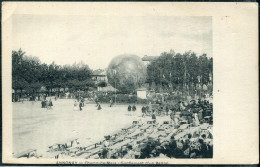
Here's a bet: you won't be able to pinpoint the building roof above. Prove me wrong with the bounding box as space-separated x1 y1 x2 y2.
98 85 118 92
136 87 147 91
91 69 106 76
142 55 158 61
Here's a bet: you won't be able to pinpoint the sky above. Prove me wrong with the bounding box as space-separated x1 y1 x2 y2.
12 15 212 70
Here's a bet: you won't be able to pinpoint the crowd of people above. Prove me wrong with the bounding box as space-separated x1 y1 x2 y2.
21 89 213 159
94 98 213 159
137 131 213 159
140 98 213 125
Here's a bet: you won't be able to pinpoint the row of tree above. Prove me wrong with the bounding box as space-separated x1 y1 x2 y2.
146 50 213 95
12 49 94 101
12 48 213 101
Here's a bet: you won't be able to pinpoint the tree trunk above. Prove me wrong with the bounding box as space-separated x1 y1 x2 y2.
21 89 23 101
58 87 60 97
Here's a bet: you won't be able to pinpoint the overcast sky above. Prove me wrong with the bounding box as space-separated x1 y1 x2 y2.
13 15 212 70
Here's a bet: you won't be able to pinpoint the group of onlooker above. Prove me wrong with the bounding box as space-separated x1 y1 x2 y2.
41 99 53 109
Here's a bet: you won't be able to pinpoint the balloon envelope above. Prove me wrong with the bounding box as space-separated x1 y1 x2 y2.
107 54 146 93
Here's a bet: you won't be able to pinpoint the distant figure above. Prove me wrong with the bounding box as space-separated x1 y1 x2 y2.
95 98 99 107
109 99 113 107
128 105 132 111
80 97 84 107
46 100 50 109
141 106 146 117
194 113 200 125
97 102 102 110
55 96 57 101
152 111 156 120
146 106 150 115
48 99 53 109
44 99 47 108
79 101 83 111
73 101 79 111
128 105 132 116
102 137 110 158
41 100 45 108
132 105 136 111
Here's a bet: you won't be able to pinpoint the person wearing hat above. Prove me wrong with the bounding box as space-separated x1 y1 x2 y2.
140 141 152 159
152 110 156 121
79 100 83 111
198 138 208 158
164 135 177 158
132 104 136 111
102 137 111 158
174 141 184 158
128 105 132 115
141 106 146 117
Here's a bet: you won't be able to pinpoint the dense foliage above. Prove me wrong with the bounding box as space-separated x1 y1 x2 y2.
12 49 213 102
12 49 94 101
146 50 213 95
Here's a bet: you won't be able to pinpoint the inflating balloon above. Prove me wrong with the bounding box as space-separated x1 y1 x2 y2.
107 54 146 93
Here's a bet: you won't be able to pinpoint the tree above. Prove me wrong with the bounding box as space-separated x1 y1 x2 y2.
146 50 213 97
12 49 26 101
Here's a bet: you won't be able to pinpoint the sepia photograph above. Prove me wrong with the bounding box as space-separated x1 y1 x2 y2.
11 14 213 160
2 2 258 164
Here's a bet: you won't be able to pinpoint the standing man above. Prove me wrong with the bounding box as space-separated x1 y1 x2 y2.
80 97 84 107
79 101 83 111
152 110 156 122
142 106 146 117
95 98 99 107
128 105 132 115
41 99 44 108
132 104 136 111
110 99 113 107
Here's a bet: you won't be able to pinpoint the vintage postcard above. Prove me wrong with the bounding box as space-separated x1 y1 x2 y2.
2 2 258 164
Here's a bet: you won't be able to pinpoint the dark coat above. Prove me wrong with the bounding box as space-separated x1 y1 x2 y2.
128 105 132 111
